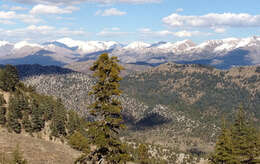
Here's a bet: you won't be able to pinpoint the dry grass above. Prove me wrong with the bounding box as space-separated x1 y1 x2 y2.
0 128 81 164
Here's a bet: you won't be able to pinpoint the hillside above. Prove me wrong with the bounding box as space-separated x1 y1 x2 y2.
21 63 260 155
0 65 86 163
0 128 81 164
121 63 260 120
0 63 214 163
0 64 75 79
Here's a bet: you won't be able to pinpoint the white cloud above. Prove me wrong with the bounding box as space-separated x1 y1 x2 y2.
96 8 126 16
19 14 42 24
0 25 87 42
176 8 183 12
174 30 200 37
0 20 15 25
0 10 42 24
97 28 129 37
10 0 161 5
10 6 27 11
27 25 55 31
111 27 120 31
139 28 204 38
95 10 102 16
30 4 78 15
212 27 226 33
0 5 9 10
0 11 16 19
162 13 260 28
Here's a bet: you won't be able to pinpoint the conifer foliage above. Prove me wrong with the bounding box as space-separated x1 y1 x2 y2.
0 94 7 125
87 53 130 164
0 65 19 92
0 65 79 140
210 106 260 164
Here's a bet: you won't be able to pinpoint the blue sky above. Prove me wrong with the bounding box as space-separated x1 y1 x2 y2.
0 0 259 43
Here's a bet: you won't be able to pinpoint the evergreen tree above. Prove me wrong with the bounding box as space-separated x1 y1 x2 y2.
86 53 130 164
42 97 54 121
209 119 237 164
7 95 22 133
50 99 67 138
0 65 19 91
137 144 150 164
67 110 81 135
31 100 45 132
231 105 260 163
22 111 33 133
0 94 6 125
69 131 90 153
7 112 21 133
0 107 6 125
0 69 5 89
210 106 260 164
0 94 6 104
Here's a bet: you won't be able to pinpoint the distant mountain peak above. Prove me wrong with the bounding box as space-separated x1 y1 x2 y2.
123 41 151 49
14 41 42 49
1 36 260 69
56 38 120 54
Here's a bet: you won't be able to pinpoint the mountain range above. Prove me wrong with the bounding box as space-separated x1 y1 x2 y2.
1 36 260 69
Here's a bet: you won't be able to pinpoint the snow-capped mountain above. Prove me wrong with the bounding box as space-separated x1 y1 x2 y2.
0 36 260 69
56 38 121 54
0 41 10 47
123 41 151 50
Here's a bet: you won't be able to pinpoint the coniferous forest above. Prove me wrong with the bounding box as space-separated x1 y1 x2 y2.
0 55 260 164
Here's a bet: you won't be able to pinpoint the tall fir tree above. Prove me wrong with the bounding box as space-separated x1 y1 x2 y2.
50 99 67 138
209 119 238 164
67 110 81 135
86 53 130 164
0 94 6 125
231 105 260 163
0 65 19 91
7 95 23 133
210 106 260 164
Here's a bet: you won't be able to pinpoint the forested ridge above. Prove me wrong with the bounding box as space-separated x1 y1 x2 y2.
1 60 260 163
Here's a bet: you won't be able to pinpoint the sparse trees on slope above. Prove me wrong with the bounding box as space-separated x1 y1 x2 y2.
86 53 130 164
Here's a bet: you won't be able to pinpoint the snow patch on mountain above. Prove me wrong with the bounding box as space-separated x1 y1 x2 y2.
123 41 151 49
0 41 10 47
14 41 43 49
57 38 120 54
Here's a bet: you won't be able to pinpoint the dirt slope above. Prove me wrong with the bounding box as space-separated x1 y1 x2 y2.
0 129 81 164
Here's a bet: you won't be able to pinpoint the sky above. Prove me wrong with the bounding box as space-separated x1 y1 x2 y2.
0 0 259 44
